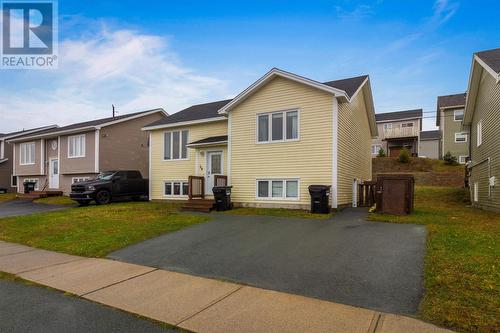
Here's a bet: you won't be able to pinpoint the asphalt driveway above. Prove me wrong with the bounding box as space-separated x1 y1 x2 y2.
109 208 426 315
0 200 69 218
0 279 175 332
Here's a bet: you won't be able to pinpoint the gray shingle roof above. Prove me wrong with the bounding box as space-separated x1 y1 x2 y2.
476 48 500 74
147 74 369 128
375 109 422 122
436 93 466 126
420 130 440 141
22 108 165 138
188 135 228 146
0 125 58 140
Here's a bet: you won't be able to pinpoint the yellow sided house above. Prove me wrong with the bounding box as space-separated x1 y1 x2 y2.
144 68 377 210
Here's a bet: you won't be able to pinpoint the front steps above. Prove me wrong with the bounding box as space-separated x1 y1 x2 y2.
181 199 215 213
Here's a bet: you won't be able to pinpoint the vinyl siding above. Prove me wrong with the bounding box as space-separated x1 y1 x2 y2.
419 139 440 159
468 70 500 212
149 120 228 200
230 76 333 209
14 139 43 176
441 108 468 159
337 88 373 206
0 141 15 191
60 131 96 175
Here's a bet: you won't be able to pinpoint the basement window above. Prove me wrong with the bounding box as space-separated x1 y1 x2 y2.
164 181 189 196
257 179 299 200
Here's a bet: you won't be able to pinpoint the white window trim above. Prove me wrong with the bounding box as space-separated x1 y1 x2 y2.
67 134 86 158
454 132 467 143
19 142 36 165
473 182 479 202
371 144 382 155
383 123 392 130
255 178 300 201
453 109 464 121
23 178 39 191
163 180 189 197
72 177 91 184
458 156 467 164
162 130 189 161
256 109 300 144
477 120 482 147
0 140 4 159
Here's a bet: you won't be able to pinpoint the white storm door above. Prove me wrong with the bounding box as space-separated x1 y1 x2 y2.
206 151 223 193
49 158 59 189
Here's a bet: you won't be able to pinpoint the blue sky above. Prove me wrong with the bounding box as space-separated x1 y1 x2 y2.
1 0 499 132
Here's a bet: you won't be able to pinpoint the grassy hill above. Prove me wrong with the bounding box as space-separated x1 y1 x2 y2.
372 157 465 187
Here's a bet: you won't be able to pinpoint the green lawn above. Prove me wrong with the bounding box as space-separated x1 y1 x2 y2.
0 202 209 257
369 186 500 333
33 196 76 206
219 207 333 219
0 193 17 203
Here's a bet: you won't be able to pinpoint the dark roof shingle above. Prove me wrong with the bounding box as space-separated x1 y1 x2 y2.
0 125 58 140
375 109 422 122
188 135 228 146
322 75 368 98
420 130 440 140
476 48 500 74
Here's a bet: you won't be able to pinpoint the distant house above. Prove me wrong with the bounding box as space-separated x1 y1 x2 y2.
436 93 468 163
419 130 441 159
8 109 167 194
463 47 500 212
144 68 377 209
371 109 422 157
0 125 57 192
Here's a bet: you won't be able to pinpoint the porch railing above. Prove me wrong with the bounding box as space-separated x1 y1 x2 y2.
358 181 377 207
214 175 228 187
382 127 419 139
188 176 205 199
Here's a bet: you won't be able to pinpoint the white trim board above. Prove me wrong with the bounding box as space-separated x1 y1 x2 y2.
332 98 339 209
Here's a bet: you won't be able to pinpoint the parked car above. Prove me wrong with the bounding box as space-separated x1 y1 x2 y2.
70 170 148 206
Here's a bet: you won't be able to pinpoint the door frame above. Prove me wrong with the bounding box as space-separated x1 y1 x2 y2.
48 157 60 189
205 150 224 193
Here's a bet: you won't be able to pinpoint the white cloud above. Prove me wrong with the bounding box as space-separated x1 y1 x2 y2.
0 27 229 132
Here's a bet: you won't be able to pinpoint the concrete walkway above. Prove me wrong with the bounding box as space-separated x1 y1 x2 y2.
0 241 453 333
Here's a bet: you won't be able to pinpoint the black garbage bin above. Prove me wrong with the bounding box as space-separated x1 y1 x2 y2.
308 185 331 214
212 186 233 211
23 181 36 194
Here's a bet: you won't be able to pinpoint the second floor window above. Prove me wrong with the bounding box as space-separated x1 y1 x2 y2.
401 122 413 128
454 109 464 121
455 132 467 143
68 134 86 158
477 120 482 146
20 142 35 165
164 130 189 160
383 123 392 130
257 110 299 143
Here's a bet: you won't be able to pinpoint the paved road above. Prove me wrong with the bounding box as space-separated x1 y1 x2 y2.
109 208 427 315
0 200 68 218
0 279 176 333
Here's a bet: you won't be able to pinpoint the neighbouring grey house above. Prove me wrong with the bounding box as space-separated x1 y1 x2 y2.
8 109 167 194
371 109 423 157
419 130 441 159
0 125 58 192
436 92 468 163
463 47 500 212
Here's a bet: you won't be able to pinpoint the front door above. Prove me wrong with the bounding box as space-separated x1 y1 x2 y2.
49 158 59 189
206 151 223 193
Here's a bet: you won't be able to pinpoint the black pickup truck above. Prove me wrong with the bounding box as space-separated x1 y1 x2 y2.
70 170 148 206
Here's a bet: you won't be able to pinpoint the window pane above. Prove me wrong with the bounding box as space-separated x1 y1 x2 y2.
272 113 283 140
69 138 74 157
257 181 268 197
164 132 171 159
29 143 35 163
455 110 464 121
258 115 269 142
286 111 298 139
172 131 180 159
272 181 283 197
182 182 189 195
165 182 172 195
286 181 298 198
173 182 180 195
181 130 188 159
211 154 222 174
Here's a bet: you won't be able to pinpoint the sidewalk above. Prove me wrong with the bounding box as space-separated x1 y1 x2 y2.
0 241 453 333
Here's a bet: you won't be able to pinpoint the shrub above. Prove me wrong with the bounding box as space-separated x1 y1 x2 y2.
443 151 458 165
398 148 411 163
377 148 386 157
